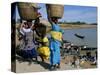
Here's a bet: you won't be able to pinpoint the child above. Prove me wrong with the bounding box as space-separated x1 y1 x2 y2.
37 39 50 62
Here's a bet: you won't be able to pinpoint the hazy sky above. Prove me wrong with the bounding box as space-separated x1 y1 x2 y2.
15 3 97 24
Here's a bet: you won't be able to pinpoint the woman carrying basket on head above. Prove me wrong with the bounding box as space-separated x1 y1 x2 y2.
49 17 64 70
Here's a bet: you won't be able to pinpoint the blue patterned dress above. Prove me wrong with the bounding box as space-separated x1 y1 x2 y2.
50 23 63 65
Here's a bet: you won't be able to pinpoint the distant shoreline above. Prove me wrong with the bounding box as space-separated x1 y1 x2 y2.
60 25 97 29
47 24 97 30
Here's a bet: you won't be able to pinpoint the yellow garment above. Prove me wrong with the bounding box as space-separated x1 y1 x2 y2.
38 46 50 59
37 37 49 46
38 37 49 43
42 37 49 42
50 31 62 41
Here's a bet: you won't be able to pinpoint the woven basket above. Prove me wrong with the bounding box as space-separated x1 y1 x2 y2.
17 2 38 20
46 4 64 19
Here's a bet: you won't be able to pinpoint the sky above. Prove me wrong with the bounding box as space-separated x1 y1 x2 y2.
15 3 97 24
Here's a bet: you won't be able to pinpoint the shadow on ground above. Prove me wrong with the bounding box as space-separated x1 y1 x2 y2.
16 55 50 70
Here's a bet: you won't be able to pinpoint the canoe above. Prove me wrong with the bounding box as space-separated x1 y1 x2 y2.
74 33 85 39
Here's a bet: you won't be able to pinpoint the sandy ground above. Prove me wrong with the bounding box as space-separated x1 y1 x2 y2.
12 56 80 73
11 55 97 73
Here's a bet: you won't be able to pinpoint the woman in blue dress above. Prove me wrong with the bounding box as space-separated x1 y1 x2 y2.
49 18 64 70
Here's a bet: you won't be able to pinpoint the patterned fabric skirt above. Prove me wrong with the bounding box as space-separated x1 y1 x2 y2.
17 48 38 59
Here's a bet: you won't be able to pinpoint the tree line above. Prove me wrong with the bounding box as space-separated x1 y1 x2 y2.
58 21 97 25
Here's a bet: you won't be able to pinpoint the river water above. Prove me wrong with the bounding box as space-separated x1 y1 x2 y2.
63 28 97 48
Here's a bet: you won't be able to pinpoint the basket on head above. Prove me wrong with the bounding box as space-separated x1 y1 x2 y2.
46 4 64 19
17 2 40 20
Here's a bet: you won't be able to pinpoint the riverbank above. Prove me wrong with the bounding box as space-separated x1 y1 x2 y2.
47 24 97 29
60 24 97 29
46 24 97 34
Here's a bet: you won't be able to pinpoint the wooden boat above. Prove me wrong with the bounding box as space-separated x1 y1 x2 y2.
74 33 85 39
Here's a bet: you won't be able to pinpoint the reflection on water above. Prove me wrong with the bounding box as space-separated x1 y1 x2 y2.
63 28 97 48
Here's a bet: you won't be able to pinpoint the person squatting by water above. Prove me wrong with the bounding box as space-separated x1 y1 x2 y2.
49 17 64 70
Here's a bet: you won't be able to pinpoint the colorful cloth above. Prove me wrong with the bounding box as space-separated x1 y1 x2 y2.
37 46 50 59
50 31 62 41
38 36 49 43
50 39 61 65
